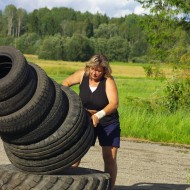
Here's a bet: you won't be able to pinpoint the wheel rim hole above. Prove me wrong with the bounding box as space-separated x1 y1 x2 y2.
0 56 12 79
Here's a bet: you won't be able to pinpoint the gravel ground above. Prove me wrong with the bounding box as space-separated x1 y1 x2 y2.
0 138 190 190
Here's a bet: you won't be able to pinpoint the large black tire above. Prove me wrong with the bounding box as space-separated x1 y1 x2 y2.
4 86 90 159
0 64 37 116
0 62 55 133
0 46 29 101
4 113 94 174
0 165 111 190
1 81 69 145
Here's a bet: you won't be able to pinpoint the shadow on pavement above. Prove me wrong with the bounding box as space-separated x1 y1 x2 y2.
115 183 190 190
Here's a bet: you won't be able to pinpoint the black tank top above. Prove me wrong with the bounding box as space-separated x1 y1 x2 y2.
79 75 119 126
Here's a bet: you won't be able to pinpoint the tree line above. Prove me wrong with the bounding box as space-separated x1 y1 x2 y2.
0 1 190 63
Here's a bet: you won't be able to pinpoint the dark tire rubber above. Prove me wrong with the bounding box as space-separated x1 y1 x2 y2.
1 81 68 145
0 164 111 190
0 62 55 133
4 113 94 174
0 64 37 117
4 87 91 159
0 46 29 101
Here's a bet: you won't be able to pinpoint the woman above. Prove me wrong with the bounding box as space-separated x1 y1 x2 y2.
62 54 120 190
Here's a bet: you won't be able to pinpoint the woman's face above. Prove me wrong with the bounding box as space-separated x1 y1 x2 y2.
89 66 105 81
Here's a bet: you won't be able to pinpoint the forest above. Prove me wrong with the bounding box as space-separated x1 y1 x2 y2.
0 0 190 64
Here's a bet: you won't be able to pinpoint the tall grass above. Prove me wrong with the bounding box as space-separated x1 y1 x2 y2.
117 77 190 145
25 55 190 145
120 106 190 144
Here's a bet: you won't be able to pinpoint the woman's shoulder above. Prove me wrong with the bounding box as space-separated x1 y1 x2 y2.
105 76 117 87
105 76 114 82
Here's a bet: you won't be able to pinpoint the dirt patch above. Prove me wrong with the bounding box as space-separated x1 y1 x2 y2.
0 138 190 190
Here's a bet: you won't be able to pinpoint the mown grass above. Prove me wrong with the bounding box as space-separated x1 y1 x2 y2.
25 55 190 145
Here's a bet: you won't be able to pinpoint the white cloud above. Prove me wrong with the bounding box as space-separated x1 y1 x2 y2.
134 5 148 15
0 0 148 18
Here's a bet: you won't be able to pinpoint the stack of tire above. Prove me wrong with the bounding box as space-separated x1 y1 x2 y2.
0 46 110 190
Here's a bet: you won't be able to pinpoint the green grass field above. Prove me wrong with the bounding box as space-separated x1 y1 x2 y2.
26 55 190 145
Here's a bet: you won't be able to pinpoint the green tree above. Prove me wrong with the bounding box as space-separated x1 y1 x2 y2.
92 12 108 29
28 10 40 34
28 8 55 36
91 37 108 55
84 18 94 38
64 34 94 61
61 20 85 37
38 34 63 60
136 0 190 16
94 23 118 39
136 0 190 62
106 36 130 61
117 14 149 59
4 4 17 36
0 36 15 46
16 33 40 54
16 8 27 37
37 7 54 36
119 14 142 44
130 37 148 58
140 12 180 61
0 12 6 35
167 27 189 63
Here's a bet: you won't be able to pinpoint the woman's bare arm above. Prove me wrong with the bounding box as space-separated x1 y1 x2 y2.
104 77 119 115
62 70 84 87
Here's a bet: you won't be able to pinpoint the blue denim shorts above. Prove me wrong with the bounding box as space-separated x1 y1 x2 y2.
92 121 121 148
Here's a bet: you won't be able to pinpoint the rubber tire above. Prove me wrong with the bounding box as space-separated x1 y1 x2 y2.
0 46 29 101
5 86 89 159
0 64 37 117
0 62 55 133
1 81 69 145
4 114 94 174
0 164 111 190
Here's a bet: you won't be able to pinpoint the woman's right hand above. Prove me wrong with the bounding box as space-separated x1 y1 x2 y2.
91 114 99 127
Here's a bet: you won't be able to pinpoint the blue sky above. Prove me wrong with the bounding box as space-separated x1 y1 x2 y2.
0 0 148 18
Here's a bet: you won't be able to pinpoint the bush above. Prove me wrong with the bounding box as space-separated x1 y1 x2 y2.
180 52 190 65
161 78 190 113
106 36 130 62
143 65 166 79
16 33 40 54
38 34 63 60
143 65 153 77
64 34 94 61
0 36 15 46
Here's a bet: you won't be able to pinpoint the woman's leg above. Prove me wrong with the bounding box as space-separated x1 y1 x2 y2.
102 146 118 190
